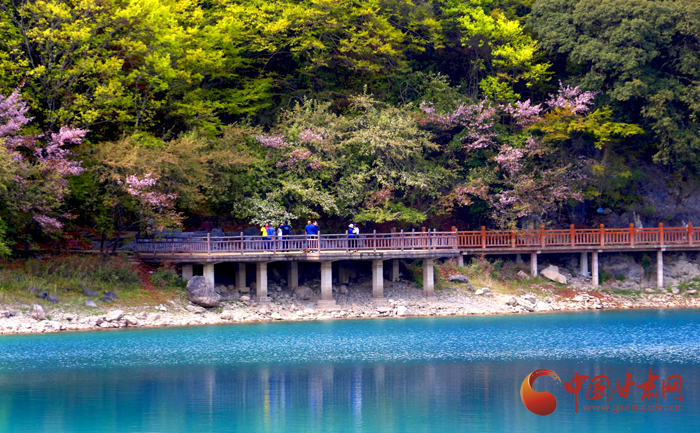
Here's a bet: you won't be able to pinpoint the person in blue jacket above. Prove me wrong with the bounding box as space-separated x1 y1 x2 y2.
305 220 316 252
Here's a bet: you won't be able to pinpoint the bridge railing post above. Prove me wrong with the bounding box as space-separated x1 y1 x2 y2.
511 230 515 248
481 226 486 249
689 222 694 246
454 227 458 250
659 222 664 246
570 224 575 247
540 226 545 248
599 224 605 247
207 232 211 256
629 223 635 246
373 230 377 252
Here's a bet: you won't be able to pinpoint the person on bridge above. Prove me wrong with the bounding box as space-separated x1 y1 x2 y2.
305 220 316 252
265 223 275 249
280 221 291 250
353 223 361 251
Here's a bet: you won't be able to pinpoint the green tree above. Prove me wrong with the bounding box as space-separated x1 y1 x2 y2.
530 0 700 172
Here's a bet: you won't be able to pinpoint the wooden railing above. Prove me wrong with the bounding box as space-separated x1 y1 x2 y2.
458 223 699 250
136 230 458 255
136 223 698 256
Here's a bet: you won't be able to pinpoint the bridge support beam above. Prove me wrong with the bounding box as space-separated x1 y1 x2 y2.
317 261 337 309
580 252 588 277
423 259 437 302
287 262 299 289
530 253 538 278
203 263 215 287
236 263 247 292
372 260 387 305
392 259 400 282
657 249 664 289
592 252 599 287
182 264 193 281
255 262 271 304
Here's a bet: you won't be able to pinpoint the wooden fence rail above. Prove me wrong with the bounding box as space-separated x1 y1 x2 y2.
135 223 696 256
458 223 696 250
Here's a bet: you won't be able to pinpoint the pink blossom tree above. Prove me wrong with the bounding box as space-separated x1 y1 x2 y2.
0 88 87 252
422 82 608 228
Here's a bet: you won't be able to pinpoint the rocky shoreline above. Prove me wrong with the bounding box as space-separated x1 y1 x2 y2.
2 276 699 335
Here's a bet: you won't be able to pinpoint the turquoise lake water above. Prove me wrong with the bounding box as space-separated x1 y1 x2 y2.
0 309 698 432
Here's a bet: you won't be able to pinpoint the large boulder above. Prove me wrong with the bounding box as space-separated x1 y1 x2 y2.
84 299 98 308
449 274 469 283
540 265 568 284
186 276 221 307
294 285 314 300
29 304 46 321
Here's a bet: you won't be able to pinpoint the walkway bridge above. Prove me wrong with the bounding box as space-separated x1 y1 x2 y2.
136 223 692 307
136 230 459 308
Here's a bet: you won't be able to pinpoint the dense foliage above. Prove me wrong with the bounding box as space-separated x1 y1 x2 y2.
0 0 697 252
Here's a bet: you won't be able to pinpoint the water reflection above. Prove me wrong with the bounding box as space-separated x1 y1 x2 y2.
1 361 697 433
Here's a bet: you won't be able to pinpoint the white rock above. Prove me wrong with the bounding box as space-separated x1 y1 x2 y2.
540 265 568 284
124 316 139 326
105 310 124 322
29 305 46 321
240 295 251 302
396 306 408 316
146 313 161 322
186 305 206 314
220 311 234 321
271 312 282 320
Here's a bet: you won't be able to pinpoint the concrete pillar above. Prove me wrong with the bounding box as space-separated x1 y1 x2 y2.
657 250 664 289
457 254 464 267
203 263 215 287
580 252 588 277
530 253 538 277
255 262 271 303
317 261 337 308
592 251 599 287
338 263 349 285
372 260 386 305
423 259 437 301
236 263 246 291
287 261 299 289
392 259 400 282
516 254 524 265
182 264 193 281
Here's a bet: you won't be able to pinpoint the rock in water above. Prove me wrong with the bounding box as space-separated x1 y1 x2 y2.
46 295 59 304
84 299 98 308
294 285 314 300
448 275 469 283
540 265 568 284
29 304 46 321
186 276 221 307
83 288 98 297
